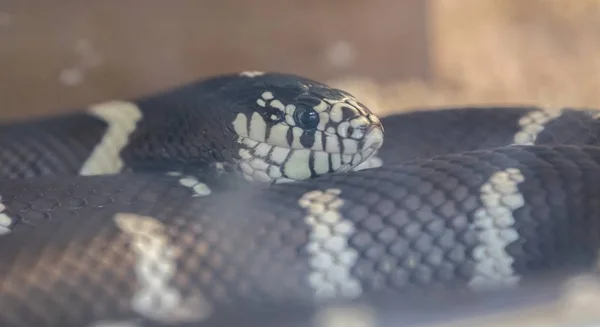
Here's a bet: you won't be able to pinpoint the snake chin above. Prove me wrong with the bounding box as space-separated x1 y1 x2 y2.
235 133 382 184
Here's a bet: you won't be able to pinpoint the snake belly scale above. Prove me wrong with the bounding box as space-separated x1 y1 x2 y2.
1 72 600 327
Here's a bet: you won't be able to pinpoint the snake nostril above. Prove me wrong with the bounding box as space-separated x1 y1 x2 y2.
347 126 355 137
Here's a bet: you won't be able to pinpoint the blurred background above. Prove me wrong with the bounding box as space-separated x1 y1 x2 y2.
2 0 600 121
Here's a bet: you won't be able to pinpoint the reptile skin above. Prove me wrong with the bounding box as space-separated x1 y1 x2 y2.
1 145 600 326
2 72 600 327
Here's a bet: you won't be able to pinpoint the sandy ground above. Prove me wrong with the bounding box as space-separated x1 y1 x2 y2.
332 0 600 116
3 1 600 121
0 0 427 121
3 1 599 121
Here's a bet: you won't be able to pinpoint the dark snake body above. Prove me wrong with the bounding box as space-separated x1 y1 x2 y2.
1 72 600 326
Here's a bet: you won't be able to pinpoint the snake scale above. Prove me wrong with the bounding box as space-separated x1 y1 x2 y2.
2 71 600 327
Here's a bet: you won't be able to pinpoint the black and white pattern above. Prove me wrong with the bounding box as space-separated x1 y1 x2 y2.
0 72 384 186
165 171 212 197
231 88 383 183
114 212 213 324
1 144 600 327
298 188 362 300
4 72 600 327
468 167 524 290
0 111 109 178
0 195 12 235
79 101 143 176
513 109 561 145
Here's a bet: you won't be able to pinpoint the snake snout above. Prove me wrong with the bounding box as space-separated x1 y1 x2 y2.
362 124 384 152
349 112 383 152
353 122 384 169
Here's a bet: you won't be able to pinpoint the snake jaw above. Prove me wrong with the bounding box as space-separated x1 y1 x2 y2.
231 111 383 184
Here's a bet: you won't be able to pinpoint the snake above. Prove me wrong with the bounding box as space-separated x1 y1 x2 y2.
2 71 600 327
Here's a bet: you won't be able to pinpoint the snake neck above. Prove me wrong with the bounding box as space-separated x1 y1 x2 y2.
116 91 241 179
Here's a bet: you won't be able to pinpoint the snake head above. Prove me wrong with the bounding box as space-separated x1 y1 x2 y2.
230 72 384 183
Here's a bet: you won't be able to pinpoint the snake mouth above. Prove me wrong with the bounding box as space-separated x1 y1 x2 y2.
236 126 383 183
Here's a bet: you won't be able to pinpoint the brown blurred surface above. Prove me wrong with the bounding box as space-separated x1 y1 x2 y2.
3 0 600 122
0 0 428 121
334 0 600 117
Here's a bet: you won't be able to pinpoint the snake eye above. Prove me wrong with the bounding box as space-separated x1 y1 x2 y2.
294 105 319 130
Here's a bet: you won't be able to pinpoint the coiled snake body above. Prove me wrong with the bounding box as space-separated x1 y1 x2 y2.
1 72 600 327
